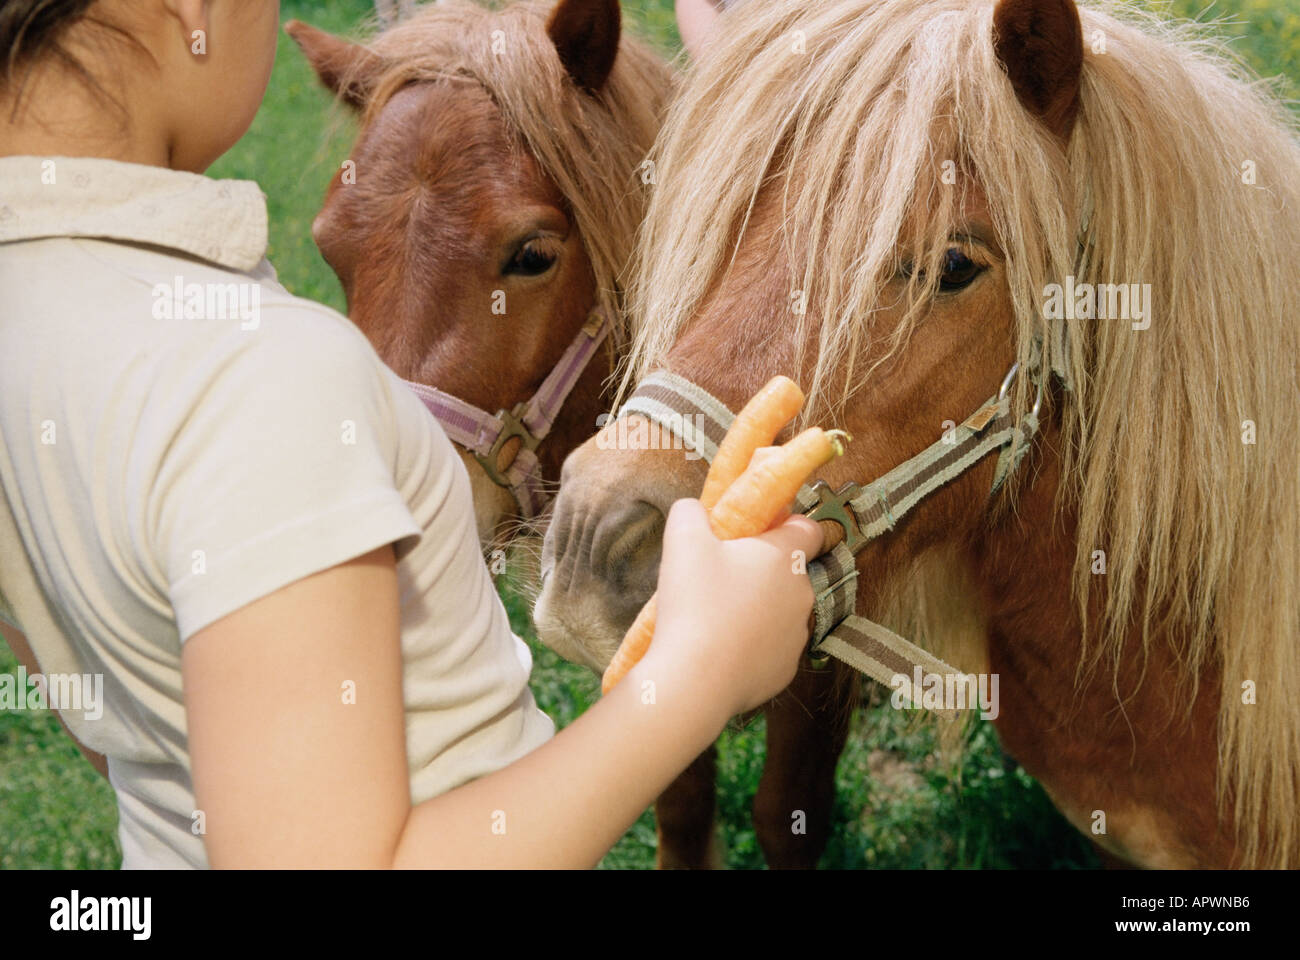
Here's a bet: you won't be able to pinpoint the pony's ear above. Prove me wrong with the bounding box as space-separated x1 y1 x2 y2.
285 19 386 109
546 0 621 94
992 0 1084 143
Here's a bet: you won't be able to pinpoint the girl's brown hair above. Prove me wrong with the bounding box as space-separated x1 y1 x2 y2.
1 0 144 114
2 0 96 85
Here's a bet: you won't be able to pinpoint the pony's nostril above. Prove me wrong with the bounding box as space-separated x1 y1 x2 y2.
591 500 665 600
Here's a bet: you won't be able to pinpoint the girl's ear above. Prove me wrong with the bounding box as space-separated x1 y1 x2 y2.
172 0 210 55
992 0 1083 144
546 0 621 94
285 20 386 109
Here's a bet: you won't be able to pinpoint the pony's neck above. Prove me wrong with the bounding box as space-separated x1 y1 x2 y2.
967 413 1233 867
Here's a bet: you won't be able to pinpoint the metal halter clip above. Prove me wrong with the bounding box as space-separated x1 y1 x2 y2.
997 360 1044 420
804 479 868 554
476 404 541 486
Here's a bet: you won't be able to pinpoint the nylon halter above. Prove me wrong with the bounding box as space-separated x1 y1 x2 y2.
402 306 610 520
617 359 1050 717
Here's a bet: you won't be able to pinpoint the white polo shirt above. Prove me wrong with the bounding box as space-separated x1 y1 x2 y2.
0 155 555 868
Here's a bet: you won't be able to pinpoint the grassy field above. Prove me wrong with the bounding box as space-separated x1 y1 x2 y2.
2 0 1296 870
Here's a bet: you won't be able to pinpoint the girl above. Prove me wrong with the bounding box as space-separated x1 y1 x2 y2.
0 0 821 868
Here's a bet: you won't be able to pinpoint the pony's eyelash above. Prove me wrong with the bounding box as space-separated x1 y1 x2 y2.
895 241 988 283
500 233 565 276
522 234 564 258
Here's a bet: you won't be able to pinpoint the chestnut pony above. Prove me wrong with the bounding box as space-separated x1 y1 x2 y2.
287 0 669 545
538 0 1300 868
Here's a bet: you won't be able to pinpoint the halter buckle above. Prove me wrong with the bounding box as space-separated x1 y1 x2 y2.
476 404 541 487
997 360 1045 420
808 647 832 670
581 306 606 338
803 480 868 554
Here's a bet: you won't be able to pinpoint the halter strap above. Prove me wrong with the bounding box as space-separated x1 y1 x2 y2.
615 366 1046 715
403 306 610 520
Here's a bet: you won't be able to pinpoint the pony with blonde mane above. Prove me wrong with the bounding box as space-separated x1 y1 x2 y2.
538 0 1300 867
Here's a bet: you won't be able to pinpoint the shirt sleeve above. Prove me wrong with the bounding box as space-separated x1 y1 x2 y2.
149 306 421 641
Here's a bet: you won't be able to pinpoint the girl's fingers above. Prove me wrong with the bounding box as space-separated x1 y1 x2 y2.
662 497 712 550
755 512 824 564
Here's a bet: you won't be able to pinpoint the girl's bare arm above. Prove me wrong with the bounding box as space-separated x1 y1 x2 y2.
184 503 820 868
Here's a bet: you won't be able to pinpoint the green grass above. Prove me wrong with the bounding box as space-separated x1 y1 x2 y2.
1163 0 1300 102
0 646 121 869
2 0 1295 870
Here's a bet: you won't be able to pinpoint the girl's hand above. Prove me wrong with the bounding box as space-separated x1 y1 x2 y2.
646 487 823 717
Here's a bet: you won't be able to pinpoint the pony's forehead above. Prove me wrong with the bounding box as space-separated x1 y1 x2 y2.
771 142 1000 257
897 178 1001 253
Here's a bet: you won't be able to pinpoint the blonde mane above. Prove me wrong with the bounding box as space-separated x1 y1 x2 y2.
626 0 1300 867
356 0 674 347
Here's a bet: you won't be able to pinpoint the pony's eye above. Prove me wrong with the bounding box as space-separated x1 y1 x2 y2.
898 246 985 292
504 238 558 277
937 248 982 291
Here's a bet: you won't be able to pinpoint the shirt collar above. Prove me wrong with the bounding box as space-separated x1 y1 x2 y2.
0 155 269 272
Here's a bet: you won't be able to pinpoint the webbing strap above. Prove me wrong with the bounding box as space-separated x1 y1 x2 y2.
992 410 1039 495
617 371 735 463
403 380 505 457
817 617 959 721
842 394 1022 545
403 306 610 520
808 542 858 644
803 391 1034 682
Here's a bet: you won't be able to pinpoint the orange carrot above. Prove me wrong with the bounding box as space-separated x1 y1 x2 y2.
600 601 657 696
699 376 805 510
707 428 845 540
601 423 847 694
601 378 807 694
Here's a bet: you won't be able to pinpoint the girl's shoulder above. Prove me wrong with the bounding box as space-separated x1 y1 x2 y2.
0 155 387 383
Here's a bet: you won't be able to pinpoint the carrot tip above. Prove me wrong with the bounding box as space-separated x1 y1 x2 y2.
825 428 852 457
